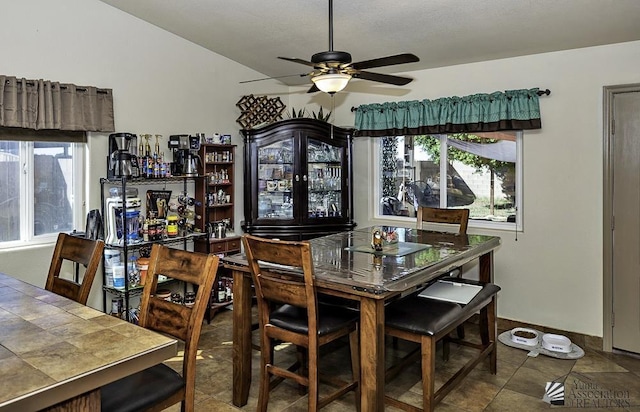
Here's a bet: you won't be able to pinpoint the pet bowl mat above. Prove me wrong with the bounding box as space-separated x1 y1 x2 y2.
498 329 584 359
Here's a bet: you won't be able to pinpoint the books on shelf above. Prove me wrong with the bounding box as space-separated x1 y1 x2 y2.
418 280 482 304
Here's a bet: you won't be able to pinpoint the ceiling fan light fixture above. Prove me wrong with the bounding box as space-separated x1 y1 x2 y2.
312 72 351 94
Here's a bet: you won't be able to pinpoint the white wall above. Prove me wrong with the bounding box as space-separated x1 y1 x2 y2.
291 41 640 337
0 0 288 309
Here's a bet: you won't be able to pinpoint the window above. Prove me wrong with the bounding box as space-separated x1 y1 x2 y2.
0 139 85 246
375 132 522 230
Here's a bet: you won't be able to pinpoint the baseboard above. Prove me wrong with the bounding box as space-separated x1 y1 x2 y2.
496 317 603 352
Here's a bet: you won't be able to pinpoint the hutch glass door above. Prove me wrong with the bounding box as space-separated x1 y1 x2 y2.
307 138 343 220
257 138 294 221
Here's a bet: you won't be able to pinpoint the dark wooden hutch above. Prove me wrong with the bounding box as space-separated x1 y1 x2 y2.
241 118 356 240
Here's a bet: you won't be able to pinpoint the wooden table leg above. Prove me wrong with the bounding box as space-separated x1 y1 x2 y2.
359 297 385 412
232 269 252 407
479 250 494 283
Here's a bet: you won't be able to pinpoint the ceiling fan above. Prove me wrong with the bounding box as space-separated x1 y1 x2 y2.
242 0 419 94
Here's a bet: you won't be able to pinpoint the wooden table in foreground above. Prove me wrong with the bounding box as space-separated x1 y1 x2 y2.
223 226 501 412
0 272 177 412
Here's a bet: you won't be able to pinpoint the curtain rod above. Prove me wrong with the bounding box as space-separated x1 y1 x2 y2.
350 88 551 112
5 79 110 94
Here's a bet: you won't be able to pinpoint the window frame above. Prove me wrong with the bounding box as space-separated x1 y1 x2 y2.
371 132 523 232
0 139 86 249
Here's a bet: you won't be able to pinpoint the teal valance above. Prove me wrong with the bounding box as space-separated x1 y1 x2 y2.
353 88 542 137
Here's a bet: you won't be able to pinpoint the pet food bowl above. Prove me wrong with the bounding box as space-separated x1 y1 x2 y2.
542 333 572 353
510 327 539 346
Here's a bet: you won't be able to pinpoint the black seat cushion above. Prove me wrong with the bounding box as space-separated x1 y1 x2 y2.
386 297 462 336
385 280 500 336
270 304 358 336
101 363 184 412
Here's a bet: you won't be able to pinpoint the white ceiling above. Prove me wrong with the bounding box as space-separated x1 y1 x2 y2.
97 0 640 87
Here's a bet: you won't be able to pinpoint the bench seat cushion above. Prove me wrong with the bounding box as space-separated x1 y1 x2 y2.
385 280 500 336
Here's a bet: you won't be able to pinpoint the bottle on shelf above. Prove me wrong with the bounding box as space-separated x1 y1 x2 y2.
178 192 202 207
139 139 147 177
217 279 226 303
225 278 232 302
147 155 154 179
183 209 202 221
184 291 196 308
153 158 160 178
128 255 140 287
137 257 149 286
143 218 149 241
154 134 162 159
160 153 167 178
110 298 123 318
171 292 182 305
144 134 153 179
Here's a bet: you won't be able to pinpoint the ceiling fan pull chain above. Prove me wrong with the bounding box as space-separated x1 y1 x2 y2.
330 94 335 139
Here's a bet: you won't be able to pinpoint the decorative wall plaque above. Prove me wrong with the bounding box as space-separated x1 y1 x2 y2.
236 95 286 129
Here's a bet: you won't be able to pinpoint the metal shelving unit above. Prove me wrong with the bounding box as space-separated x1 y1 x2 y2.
100 176 207 321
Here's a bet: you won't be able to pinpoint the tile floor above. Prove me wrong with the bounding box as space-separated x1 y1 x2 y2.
164 309 640 411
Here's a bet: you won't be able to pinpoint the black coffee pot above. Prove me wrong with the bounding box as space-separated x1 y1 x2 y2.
108 132 139 178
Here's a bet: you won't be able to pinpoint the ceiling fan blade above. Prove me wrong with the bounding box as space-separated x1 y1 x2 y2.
239 73 309 84
307 83 320 93
278 56 316 67
353 71 413 86
350 53 419 71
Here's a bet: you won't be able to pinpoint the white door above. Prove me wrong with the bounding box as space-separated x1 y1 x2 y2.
612 90 640 354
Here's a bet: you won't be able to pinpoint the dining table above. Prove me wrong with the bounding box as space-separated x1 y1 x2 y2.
0 272 177 411
223 225 501 412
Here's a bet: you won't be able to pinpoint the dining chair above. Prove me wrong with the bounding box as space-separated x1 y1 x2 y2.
100 244 219 412
417 206 470 339
416 206 469 235
384 279 500 412
242 234 360 412
45 232 105 305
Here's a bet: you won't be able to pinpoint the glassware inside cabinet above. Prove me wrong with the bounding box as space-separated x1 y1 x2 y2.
307 139 342 219
257 138 294 219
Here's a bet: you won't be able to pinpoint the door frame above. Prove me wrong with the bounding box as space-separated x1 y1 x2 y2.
602 83 640 352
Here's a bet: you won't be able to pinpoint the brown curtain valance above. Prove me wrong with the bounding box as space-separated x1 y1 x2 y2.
0 75 114 132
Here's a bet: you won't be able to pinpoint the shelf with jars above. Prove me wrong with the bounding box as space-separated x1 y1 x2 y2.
194 143 240 257
194 142 240 323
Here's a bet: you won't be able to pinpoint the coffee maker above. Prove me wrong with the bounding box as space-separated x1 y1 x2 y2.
169 135 201 176
108 132 140 178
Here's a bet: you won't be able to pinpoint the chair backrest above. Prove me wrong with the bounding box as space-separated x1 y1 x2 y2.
417 207 470 235
242 234 318 334
139 244 219 408
45 232 105 305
